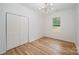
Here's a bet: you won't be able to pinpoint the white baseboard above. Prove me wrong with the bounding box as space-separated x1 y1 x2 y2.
29 36 43 42
44 35 74 43
76 45 79 53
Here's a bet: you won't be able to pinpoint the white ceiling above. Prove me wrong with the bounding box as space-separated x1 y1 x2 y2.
20 3 77 13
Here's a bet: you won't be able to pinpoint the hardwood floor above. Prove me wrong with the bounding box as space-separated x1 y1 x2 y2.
3 37 78 55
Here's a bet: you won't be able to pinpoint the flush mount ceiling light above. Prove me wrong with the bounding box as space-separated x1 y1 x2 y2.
39 3 54 13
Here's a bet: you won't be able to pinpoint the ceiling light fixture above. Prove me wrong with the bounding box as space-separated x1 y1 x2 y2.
39 3 54 13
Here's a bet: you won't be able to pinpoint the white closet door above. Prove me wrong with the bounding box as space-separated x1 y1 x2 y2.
7 13 28 50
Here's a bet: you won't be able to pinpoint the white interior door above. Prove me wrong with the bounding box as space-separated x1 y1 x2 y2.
7 13 28 50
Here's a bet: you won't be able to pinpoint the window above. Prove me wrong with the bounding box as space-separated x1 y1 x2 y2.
52 16 60 32
53 16 60 27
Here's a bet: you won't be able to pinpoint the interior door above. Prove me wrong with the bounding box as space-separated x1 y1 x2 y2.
7 13 28 50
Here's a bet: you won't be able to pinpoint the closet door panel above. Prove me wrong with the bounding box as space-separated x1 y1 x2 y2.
7 13 28 50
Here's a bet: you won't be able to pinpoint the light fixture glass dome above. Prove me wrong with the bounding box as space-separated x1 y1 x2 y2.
39 3 54 13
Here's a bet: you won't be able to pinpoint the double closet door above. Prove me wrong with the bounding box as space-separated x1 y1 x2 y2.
7 13 29 50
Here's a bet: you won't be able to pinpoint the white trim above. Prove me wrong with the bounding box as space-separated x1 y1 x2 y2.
44 35 75 43
76 45 79 53
29 36 43 42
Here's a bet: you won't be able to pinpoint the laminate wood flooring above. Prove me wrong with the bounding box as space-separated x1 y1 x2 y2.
3 37 78 55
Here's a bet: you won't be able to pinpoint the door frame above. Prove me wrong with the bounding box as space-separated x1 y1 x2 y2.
5 12 29 53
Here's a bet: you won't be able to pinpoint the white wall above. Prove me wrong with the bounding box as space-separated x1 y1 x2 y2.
44 8 77 42
0 3 44 54
76 4 79 53
77 4 79 45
